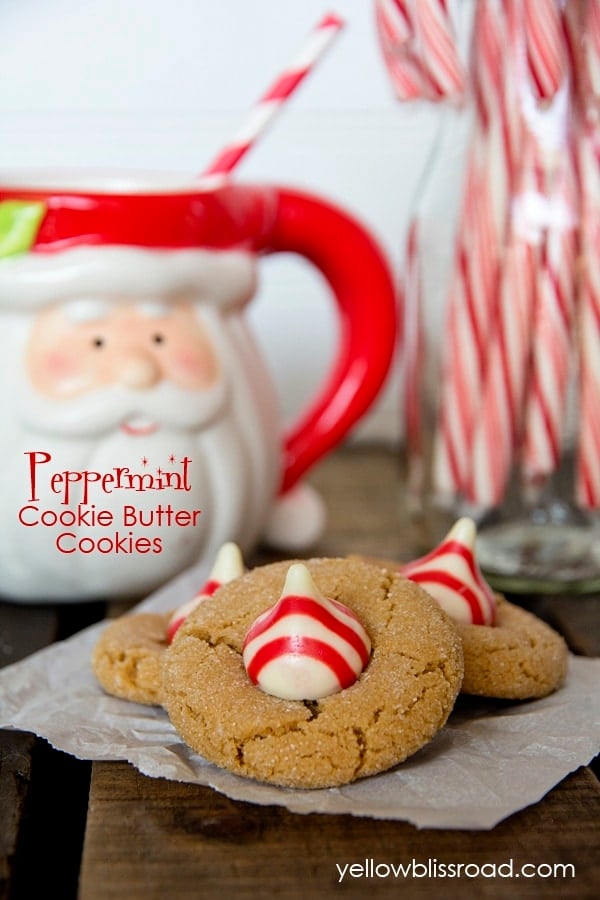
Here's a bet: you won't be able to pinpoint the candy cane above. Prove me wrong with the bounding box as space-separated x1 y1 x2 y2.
432 0 510 498
467 231 537 506
467 219 531 504
523 0 567 104
432 159 489 496
520 243 577 487
374 0 428 100
465 0 571 507
376 0 413 46
202 13 344 177
520 138 579 489
576 248 600 509
576 124 600 507
374 0 465 101
564 0 600 120
402 218 427 498
411 0 466 100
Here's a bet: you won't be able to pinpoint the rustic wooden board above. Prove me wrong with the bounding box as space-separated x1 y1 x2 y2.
0 603 58 669
0 603 60 900
0 731 36 898
80 762 599 900
0 600 102 899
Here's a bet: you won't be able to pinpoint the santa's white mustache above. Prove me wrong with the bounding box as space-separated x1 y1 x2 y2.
16 377 229 437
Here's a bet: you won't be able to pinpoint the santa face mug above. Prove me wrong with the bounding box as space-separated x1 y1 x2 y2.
0 171 397 602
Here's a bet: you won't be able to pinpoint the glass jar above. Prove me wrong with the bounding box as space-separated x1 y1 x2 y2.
399 0 600 593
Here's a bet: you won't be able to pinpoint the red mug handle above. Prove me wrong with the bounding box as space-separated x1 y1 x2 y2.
259 187 398 494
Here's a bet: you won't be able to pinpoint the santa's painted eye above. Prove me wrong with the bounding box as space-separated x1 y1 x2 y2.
92 337 105 348
152 333 165 345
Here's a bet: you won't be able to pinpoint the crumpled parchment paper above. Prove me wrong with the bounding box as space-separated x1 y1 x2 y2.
0 559 598 830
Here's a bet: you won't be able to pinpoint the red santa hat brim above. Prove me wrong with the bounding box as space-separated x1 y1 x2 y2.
0 180 278 311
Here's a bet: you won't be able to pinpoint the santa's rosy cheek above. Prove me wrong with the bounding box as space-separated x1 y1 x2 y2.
30 349 105 397
167 350 220 388
45 351 77 376
30 352 78 392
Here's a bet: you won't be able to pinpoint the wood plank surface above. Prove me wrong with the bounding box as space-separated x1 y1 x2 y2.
80 763 598 900
0 604 60 900
78 446 600 900
0 601 103 900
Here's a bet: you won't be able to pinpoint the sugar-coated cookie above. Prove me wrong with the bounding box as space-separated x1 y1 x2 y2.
92 542 246 705
456 596 568 699
161 557 464 790
92 612 170 706
354 551 568 700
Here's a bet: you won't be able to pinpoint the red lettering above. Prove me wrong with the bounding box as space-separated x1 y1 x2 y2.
24 451 51 502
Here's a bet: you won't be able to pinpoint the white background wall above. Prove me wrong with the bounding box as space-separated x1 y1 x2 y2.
0 0 474 442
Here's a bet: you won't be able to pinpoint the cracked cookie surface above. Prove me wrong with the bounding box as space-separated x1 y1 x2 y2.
161 557 464 789
92 612 170 705
456 597 568 699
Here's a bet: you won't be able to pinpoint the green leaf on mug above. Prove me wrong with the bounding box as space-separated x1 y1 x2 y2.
0 200 47 258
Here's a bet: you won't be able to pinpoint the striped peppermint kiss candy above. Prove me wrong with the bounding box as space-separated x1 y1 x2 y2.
167 542 245 643
400 518 496 626
242 563 371 701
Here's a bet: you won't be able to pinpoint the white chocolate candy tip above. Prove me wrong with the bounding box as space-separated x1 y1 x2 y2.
210 541 245 583
167 542 245 644
281 562 323 601
447 517 477 545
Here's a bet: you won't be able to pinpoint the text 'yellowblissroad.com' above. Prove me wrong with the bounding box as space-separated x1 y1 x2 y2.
335 858 576 883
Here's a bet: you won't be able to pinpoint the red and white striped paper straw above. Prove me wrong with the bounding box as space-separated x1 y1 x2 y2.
202 13 345 178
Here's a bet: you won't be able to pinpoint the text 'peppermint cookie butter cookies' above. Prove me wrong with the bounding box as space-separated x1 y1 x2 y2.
161 557 464 790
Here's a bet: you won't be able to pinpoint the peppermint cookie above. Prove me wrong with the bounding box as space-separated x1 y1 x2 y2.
92 612 170 706
362 518 568 700
162 557 464 790
92 542 245 705
455 597 568 699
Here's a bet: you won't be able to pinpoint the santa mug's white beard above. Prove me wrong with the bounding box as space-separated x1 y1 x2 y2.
0 385 279 601
17 378 229 438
